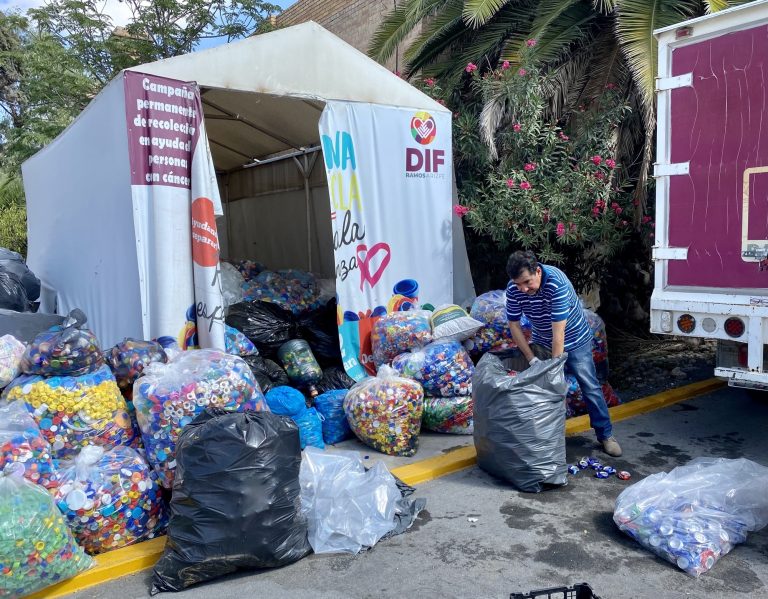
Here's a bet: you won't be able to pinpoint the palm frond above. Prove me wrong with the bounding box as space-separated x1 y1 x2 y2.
368 0 449 64
704 0 753 13
462 0 512 28
592 0 618 14
402 0 466 76
615 0 699 111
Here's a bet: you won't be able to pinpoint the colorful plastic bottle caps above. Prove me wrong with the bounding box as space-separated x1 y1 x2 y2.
464 291 533 357
224 326 258 357
0 401 59 491
52 445 167 555
104 338 168 401
314 390 352 445
343 366 424 457
0 335 25 388
2 365 139 460
422 395 473 435
277 340 322 390
21 319 103 377
241 269 322 315
132 349 268 488
0 464 93 598
392 340 474 397
564 374 621 419
234 259 265 281
585 309 609 383
371 311 433 367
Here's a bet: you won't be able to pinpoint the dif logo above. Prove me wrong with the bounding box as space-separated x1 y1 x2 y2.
406 111 445 173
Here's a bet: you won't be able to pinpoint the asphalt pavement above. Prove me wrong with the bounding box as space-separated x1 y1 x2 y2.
68 386 768 599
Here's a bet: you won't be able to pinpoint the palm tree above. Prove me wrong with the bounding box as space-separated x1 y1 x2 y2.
370 0 749 212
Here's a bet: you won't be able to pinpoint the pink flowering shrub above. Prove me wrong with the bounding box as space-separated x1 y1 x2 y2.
416 44 636 285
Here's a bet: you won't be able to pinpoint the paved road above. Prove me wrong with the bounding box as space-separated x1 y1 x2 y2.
70 386 768 599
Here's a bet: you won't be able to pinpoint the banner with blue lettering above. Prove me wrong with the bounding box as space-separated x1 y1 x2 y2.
319 102 453 379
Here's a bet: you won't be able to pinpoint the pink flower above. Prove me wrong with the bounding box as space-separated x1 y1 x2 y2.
506 179 516 189
465 62 478 73
591 155 602 166
425 77 435 87
518 68 527 77
611 202 623 215
642 215 652 224
519 181 532 190
558 132 569 141
502 60 510 70
453 205 470 218
592 207 600 216
570 223 577 232
526 39 537 48
605 83 616 90
513 123 522 132
393 70 402 77
606 158 616 169
621 220 628 226
437 99 446 106
524 162 536 172
633 199 640 207
594 171 605 180
556 222 566 237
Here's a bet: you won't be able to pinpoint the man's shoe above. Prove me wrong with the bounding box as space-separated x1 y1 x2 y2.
601 437 622 457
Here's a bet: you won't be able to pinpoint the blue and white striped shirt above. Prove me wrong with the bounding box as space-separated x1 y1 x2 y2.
505 264 592 352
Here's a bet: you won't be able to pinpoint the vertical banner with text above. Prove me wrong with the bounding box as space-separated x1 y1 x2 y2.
124 71 225 350
319 102 453 379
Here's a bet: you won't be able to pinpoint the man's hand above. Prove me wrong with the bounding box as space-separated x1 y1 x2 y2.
509 320 535 362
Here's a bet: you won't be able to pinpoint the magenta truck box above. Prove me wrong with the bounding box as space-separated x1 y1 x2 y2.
653 2 768 389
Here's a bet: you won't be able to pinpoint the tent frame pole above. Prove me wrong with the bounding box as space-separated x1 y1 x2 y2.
293 152 319 272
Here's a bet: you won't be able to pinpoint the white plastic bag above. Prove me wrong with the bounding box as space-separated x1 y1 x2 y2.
0 334 24 388
614 457 768 576
219 262 245 307
299 447 400 554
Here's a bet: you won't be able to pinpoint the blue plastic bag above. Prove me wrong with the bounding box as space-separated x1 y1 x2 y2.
265 386 306 416
293 408 324 449
314 390 351 445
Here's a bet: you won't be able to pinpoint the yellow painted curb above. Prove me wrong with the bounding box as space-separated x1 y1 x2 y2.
391 445 478 486
31 377 725 598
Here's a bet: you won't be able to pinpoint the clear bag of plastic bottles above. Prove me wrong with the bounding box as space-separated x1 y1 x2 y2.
613 457 768 576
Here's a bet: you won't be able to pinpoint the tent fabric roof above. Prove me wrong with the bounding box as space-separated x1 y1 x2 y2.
132 22 448 171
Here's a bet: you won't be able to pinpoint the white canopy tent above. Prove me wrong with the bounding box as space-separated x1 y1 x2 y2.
22 22 475 348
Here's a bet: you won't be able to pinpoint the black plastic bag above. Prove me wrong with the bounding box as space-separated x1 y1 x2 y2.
151 409 311 594
0 310 64 343
0 248 40 301
473 353 568 493
296 300 342 367
226 300 297 359
243 355 290 393
0 267 29 312
315 366 356 394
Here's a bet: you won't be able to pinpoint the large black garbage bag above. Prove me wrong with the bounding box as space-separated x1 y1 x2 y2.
315 366 356 394
0 248 40 301
151 409 311 594
226 300 296 359
0 267 29 311
297 300 342 367
242 355 290 393
473 353 568 493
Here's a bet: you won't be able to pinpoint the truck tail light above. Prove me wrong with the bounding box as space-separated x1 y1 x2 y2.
677 314 696 334
724 317 745 338
660 311 673 333
702 317 717 333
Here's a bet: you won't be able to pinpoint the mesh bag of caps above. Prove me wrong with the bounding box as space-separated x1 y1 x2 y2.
52 445 166 554
371 310 433 367
0 464 92 598
4 314 138 460
563 374 621 418
0 335 25 389
463 291 532 357
613 457 768 576
392 340 474 434
344 366 424 457
133 349 268 488
104 339 168 403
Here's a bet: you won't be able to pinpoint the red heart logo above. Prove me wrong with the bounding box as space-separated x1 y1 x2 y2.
356 242 391 290
413 118 435 139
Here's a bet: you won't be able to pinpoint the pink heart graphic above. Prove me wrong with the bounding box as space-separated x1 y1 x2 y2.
356 242 391 290
413 118 435 139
